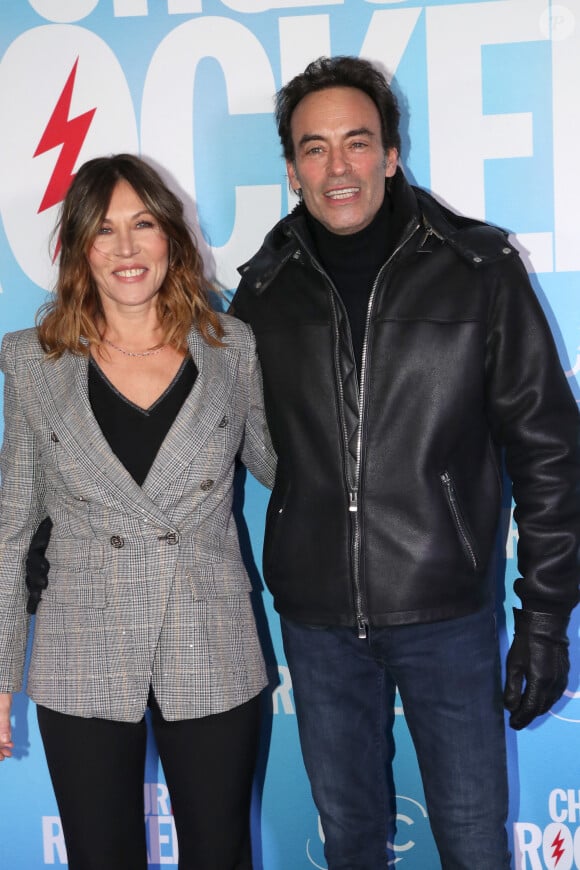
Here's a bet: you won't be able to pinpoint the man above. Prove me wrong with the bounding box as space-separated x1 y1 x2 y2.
231 56 580 869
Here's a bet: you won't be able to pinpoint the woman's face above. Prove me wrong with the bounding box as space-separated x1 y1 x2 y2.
87 179 169 315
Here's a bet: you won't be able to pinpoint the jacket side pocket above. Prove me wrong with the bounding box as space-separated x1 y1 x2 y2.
440 471 479 570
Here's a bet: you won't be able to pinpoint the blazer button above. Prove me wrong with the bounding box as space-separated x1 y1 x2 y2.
110 535 125 549
165 532 179 545
50 432 60 443
218 416 228 428
200 479 214 491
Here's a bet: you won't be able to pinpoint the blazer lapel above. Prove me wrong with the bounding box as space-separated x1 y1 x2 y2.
27 352 173 525
143 328 238 500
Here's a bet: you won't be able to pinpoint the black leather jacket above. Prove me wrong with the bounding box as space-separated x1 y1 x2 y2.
232 169 580 630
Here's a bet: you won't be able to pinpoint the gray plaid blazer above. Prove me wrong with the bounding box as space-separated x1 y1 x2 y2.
0 315 276 722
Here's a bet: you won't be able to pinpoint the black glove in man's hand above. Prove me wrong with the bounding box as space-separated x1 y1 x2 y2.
503 608 570 730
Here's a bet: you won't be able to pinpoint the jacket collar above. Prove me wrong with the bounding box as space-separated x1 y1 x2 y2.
25 325 237 522
238 167 514 294
415 186 514 266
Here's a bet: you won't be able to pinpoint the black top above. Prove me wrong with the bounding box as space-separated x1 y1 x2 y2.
88 355 197 486
306 192 393 377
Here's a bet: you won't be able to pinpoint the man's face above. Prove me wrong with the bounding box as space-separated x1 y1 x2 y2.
286 86 398 236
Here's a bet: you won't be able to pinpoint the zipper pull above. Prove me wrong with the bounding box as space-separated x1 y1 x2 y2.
349 492 358 512
420 225 434 249
357 618 368 640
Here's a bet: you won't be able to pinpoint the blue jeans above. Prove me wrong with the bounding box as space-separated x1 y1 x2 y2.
281 607 511 870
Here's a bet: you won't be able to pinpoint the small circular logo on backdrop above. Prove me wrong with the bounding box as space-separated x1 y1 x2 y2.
305 815 327 870
550 686 580 725
389 796 431 865
305 795 431 867
550 615 580 724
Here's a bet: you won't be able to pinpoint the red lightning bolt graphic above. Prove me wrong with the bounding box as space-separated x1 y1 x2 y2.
551 829 565 866
34 58 96 215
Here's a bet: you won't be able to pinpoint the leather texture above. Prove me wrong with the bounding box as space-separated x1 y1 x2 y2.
232 169 580 628
504 608 570 729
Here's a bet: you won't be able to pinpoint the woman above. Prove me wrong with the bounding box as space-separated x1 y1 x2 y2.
0 154 275 869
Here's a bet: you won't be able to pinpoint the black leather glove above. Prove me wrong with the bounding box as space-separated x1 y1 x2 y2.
503 608 570 730
25 517 52 615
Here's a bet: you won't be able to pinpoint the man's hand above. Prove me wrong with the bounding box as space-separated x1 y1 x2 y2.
503 608 570 730
0 693 13 760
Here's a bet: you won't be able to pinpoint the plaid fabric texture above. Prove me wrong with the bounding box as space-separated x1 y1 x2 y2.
0 316 276 722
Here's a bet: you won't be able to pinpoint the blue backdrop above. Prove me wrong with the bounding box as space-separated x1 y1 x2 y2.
0 1 579 868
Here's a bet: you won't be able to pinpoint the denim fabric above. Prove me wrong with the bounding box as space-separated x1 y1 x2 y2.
281 607 511 870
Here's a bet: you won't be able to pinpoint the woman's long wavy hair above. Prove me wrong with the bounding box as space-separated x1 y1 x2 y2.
37 153 224 357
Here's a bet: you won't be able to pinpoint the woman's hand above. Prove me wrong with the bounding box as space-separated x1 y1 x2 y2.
0 693 13 760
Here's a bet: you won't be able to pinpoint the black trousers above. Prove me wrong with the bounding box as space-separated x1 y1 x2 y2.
37 693 261 870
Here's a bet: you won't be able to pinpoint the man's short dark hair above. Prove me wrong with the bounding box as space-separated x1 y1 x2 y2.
275 56 401 163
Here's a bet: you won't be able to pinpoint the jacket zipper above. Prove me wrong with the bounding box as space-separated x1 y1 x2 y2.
304 260 367 636
352 219 421 637
440 471 479 570
289 231 360 515
291 217 421 639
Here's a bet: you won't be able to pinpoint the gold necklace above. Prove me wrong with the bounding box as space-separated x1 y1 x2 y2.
103 338 168 358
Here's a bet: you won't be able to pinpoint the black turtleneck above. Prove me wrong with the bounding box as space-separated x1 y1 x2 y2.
305 191 393 377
